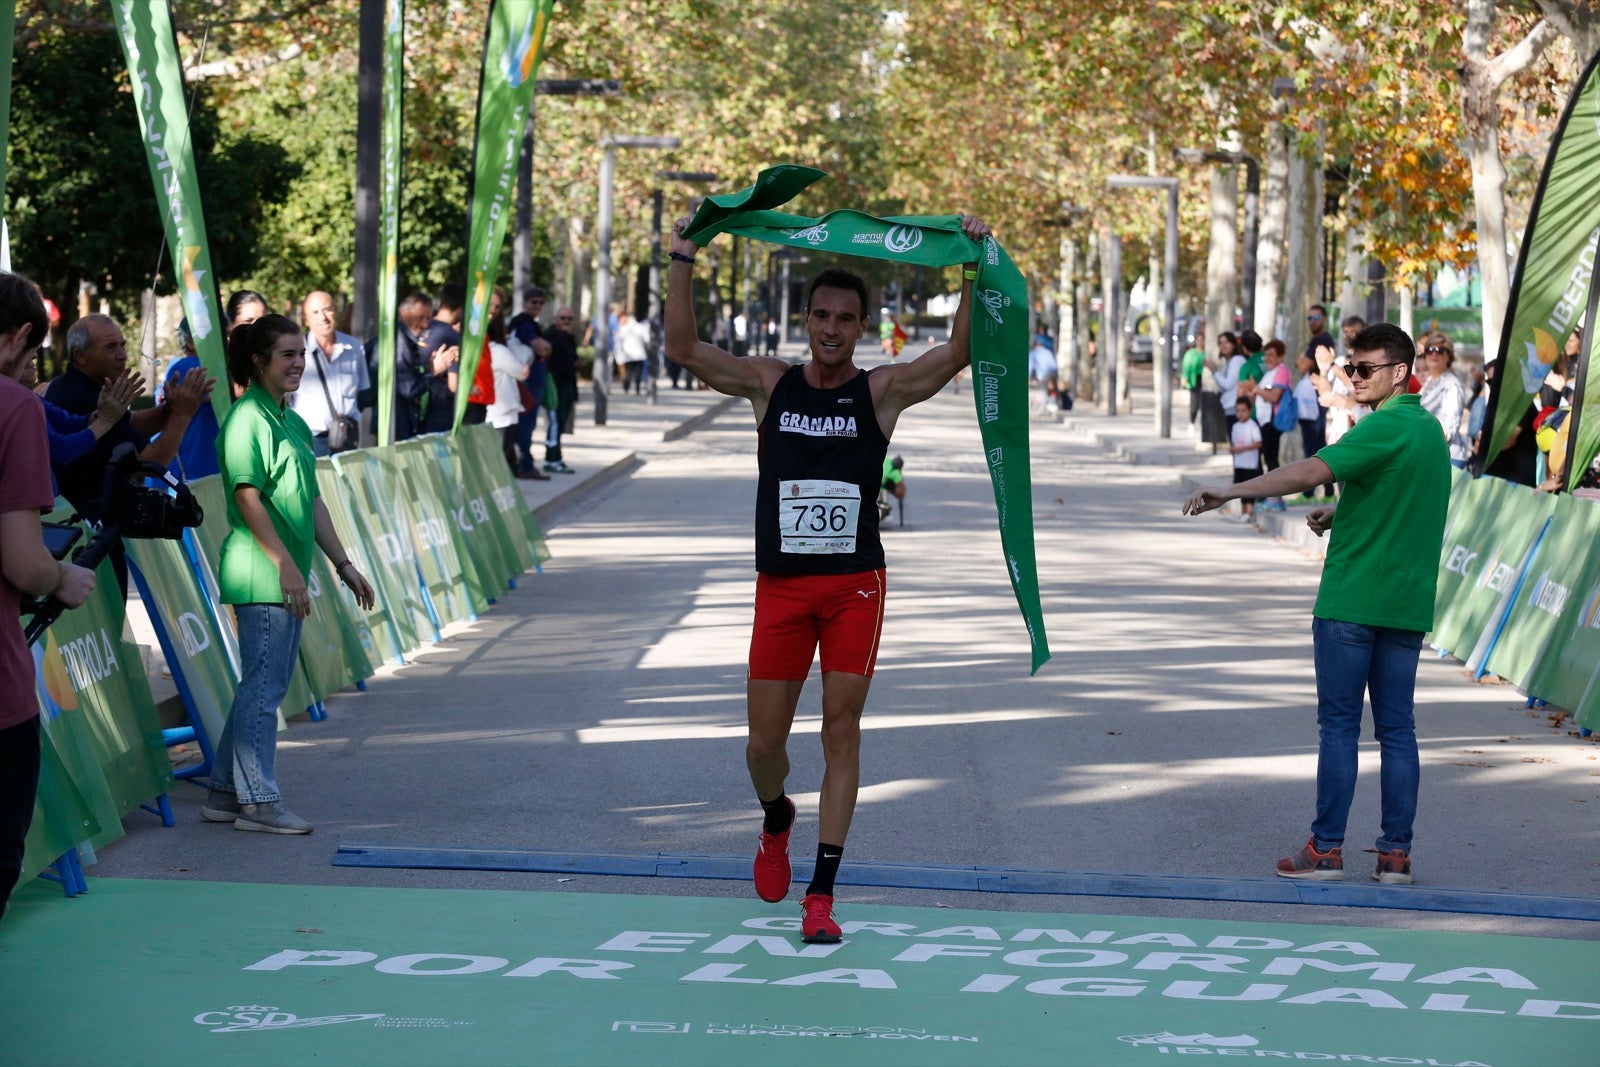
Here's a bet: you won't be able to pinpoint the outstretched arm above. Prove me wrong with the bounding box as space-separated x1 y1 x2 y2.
875 214 990 422
664 217 787 404
1181 457 1335 515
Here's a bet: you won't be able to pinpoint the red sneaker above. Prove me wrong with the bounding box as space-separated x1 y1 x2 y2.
800 893 842 943
753 797 795 903
1275 837 1344 880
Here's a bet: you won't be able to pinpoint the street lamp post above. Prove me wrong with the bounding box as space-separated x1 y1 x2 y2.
1107 174 1179 438
1175 147 1260 333
594 134 680 425
650 170 719 403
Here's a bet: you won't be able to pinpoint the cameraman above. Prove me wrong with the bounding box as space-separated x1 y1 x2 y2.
44 314 214 594
0 272 96 924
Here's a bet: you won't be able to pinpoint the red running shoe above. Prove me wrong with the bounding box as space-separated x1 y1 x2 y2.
801 893 842 943
1275 837 1344 880
753 797 795 902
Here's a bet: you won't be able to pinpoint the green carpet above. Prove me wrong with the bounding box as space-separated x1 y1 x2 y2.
2 878 1595 1066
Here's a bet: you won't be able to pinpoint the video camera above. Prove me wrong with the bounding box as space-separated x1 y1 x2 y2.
24 443 204 645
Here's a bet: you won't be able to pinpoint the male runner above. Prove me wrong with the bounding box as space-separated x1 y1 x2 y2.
664 213 991 942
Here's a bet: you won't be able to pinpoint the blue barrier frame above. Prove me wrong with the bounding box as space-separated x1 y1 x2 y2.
1473 517 1552 681
126 559 216 784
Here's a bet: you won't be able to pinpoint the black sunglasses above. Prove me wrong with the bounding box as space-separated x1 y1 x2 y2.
1348 360 1404 380
1423 345 1449 355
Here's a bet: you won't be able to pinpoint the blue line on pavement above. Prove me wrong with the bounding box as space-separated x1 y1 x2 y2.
332 845 1600 922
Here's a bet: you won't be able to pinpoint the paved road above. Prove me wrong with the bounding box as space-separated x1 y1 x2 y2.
94 361 1600 942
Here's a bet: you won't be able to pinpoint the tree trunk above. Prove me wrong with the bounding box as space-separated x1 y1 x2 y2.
1282 143 1311 357
1057 234 1075 392
1461 0 1558 360
1255 116 1291 342
1075 234 1095 403
1204 164 1239 359
1535 0 1600 65
1337 201 1367 322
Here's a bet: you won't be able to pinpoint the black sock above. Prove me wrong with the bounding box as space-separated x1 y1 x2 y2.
759 793 793 835
807 843 844 897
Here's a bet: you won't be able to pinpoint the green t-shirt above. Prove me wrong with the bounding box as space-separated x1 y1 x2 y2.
1240 353 1265 384
1180 347 1206 389
882 457 903 486
215 382 321 605
1313 392 1451 631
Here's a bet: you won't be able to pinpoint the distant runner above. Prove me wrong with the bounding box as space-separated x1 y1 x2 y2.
664 212 991 943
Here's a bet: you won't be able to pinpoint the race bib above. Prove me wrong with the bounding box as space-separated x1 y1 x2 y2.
778 479 860 554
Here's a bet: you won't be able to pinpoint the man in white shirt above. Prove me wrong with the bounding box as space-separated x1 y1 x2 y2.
292 290 370 456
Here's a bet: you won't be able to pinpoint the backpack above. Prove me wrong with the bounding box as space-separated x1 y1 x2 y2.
1272 373 1299 432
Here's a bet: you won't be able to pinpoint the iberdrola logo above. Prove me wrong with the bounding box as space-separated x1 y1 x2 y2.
181 246 215 341
468 272 488 335
501 6 546 88
33 631 80 722
1519 326 1559 394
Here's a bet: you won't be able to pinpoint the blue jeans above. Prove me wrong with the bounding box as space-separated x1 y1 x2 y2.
211 604 303 805
514 405 541 472
1310 618 1423 854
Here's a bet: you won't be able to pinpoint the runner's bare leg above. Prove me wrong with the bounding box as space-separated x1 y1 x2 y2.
747 679 804 801
816 671 871 844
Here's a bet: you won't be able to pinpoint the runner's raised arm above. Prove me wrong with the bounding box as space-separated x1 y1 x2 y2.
664 217 789 412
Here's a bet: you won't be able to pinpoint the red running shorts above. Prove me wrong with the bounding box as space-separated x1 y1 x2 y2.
748 569 887 680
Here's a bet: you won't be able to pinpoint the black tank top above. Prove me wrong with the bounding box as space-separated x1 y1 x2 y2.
755 365 890 575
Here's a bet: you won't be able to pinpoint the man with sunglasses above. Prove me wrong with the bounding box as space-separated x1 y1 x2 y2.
1183 322 1450 886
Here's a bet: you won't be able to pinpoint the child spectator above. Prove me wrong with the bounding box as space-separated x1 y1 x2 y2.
1230 397 1263 523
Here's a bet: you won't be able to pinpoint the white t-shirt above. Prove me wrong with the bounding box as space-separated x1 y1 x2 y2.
1232 418 1262 469
615 319 651 364
1216 354 1248 410
1254 363 1291 425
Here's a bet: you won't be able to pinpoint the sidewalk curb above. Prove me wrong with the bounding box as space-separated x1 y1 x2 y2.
1058 415 1217 468
662 394 741 441
531 452 641 527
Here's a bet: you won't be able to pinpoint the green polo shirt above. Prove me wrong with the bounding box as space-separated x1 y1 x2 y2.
1180 347 1206 389
216 382 320 605
1240 353 1264 384
1313 392 1451 631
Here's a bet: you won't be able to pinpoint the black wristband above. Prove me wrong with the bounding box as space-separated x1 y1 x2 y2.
669 251 696 264
336 559 355 573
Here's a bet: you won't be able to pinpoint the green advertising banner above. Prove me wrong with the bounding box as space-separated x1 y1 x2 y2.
298 549 377 702
19 726 103 886
439 432 521 587
1429 478 1547 655
32 535 172 852
423 435 512 597
316 460 412 663
125 537 238 749
453 0 554 431
376 0 404 447
1457 491 1557 672
1481 49 1600 468
389 443 476 625
683 166 1049 674
462 422 550 568
335 451 439 644
1523 499 1600 726
110 0 229 419
1481 495 1600 690
1429 475 1504 635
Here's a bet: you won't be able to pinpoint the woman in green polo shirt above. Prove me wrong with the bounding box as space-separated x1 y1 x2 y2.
201 314 375 835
